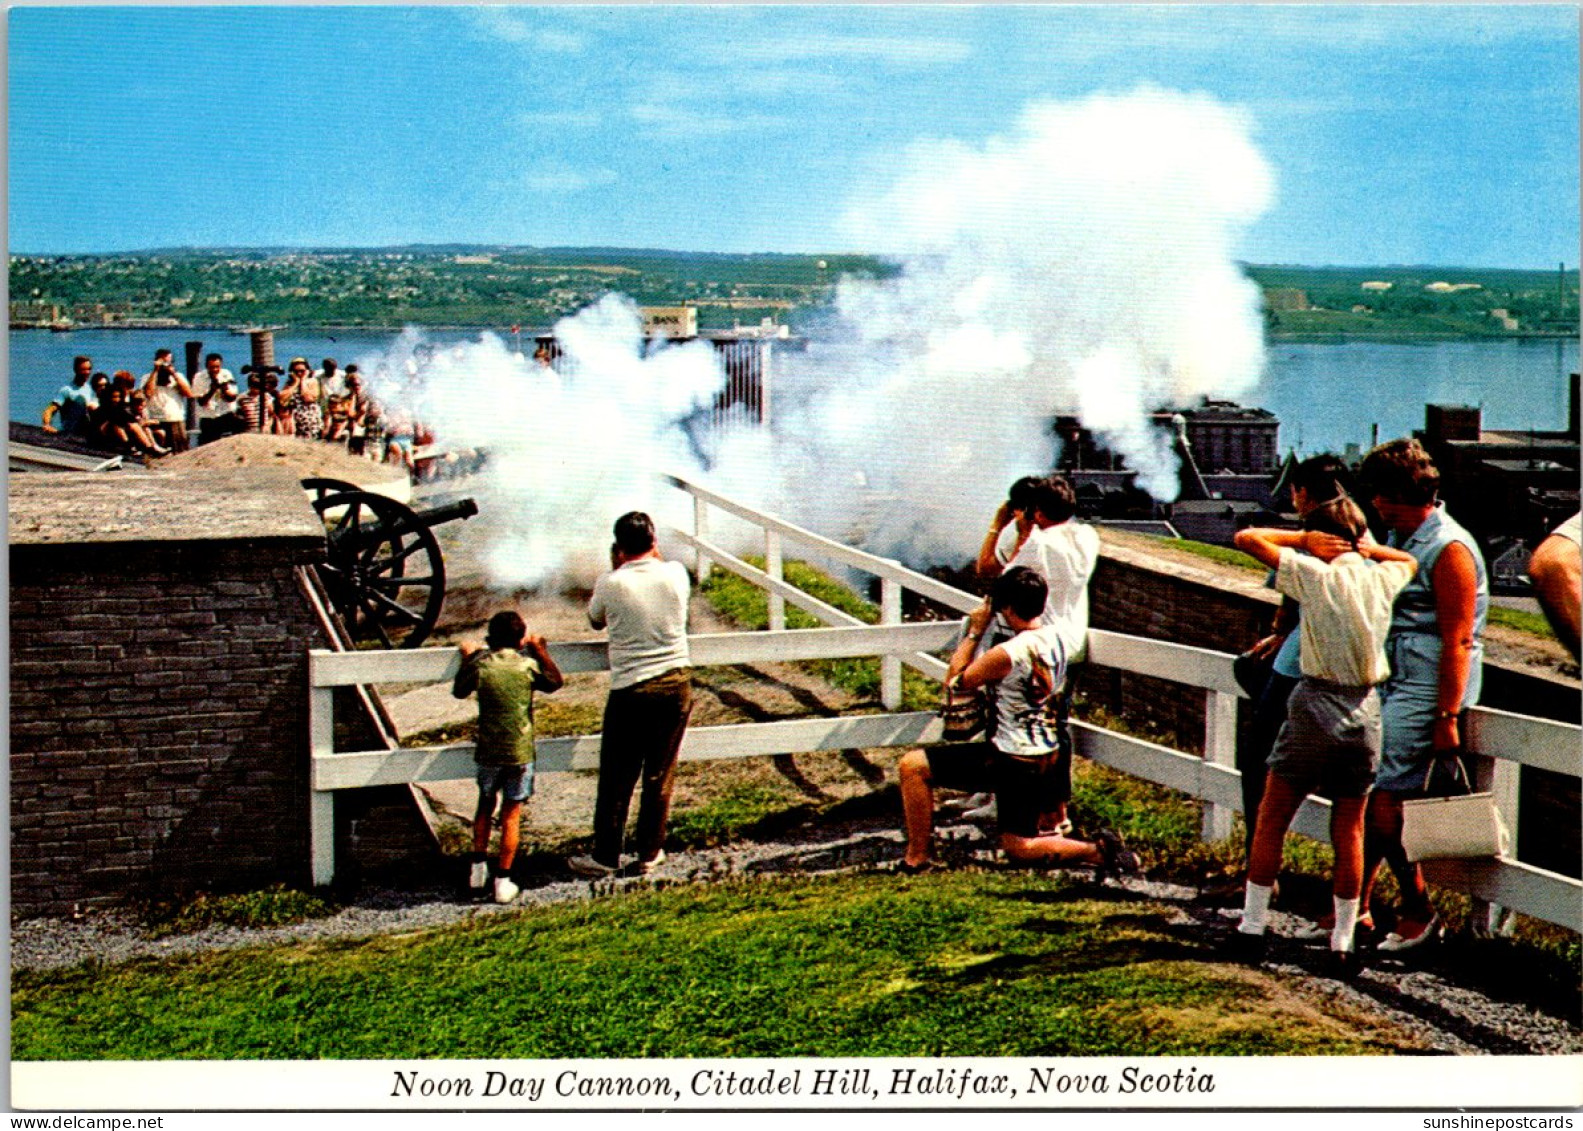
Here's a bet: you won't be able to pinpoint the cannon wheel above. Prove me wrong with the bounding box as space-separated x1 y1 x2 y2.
304 479 446 649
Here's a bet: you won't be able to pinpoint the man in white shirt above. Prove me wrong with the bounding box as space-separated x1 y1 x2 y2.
973 475 1099 831
193 352 241 445
318 357 348 399
1006 476 1100 661
141 348 196 452
569 512 693 878
975 475 1044 578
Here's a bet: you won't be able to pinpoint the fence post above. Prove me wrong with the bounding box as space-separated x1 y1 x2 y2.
693 493 711 583
880 576 902 711
1201 690 1238 843
765 529 786 632
1481 756 1523 936
309 677 337 888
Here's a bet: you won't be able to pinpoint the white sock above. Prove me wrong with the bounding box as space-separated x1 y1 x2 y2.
1239 882 1273 935
1331 896 1360 952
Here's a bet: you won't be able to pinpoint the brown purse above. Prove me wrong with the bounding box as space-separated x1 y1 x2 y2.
939 676 991 742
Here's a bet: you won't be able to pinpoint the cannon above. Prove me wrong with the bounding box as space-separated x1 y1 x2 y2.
303 478 478 649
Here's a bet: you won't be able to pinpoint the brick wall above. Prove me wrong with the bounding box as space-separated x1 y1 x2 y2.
10 540 329 917
1084 537 1278 752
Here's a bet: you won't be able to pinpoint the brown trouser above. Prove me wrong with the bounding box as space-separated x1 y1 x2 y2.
592 668 693 867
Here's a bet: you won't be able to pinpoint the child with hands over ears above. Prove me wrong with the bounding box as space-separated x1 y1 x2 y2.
1230 499 1417 976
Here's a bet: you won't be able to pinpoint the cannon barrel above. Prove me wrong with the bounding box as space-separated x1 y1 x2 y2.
410 496 479 529
325 495 477 553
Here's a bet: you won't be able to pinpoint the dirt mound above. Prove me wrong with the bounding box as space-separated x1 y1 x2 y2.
163 433 409 497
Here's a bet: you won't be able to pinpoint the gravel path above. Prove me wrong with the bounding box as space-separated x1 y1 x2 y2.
13 811 1580 1058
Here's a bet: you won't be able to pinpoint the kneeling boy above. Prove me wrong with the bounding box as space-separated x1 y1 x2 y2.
897 568 1136 878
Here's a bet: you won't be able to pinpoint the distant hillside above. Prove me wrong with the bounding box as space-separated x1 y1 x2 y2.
9 246 895 332
1246 263 1577 340
9 246 1576 338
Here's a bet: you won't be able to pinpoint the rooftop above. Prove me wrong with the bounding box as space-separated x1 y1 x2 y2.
8 465 324 546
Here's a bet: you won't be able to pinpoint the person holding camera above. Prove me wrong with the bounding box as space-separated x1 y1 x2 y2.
569 512 693 879
193 352 242 445
895 567 1137 879
141 348 195 452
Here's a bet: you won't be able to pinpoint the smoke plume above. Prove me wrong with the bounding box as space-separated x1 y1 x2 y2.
356 88 1273 585
762 87 1274 562
361 296 727 588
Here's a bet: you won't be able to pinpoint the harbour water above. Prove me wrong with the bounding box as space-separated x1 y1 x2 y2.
9 326 1578 459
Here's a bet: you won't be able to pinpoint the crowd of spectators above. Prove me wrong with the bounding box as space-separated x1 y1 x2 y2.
42 350 424 469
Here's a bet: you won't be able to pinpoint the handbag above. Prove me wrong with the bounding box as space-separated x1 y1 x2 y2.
1232 648 1275 700
1400 753 1510 862
939 677 991 742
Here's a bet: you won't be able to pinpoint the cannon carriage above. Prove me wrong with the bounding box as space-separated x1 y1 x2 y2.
303 477 477 649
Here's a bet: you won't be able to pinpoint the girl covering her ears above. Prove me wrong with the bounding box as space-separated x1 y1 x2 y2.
1230 496 1418 975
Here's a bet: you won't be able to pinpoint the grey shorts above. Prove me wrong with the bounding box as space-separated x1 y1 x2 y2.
477 763 534 803
1267 678 1380 799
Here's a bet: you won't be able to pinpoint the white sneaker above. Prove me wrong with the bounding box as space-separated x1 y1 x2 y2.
637 850 667 875
963 796 998 822
568 853 616 878
469 861 489 890
493 876 519 904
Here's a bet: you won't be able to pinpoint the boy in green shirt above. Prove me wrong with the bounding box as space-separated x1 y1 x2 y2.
453 611 564 903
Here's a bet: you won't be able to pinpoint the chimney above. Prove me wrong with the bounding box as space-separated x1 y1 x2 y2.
1425 404 1482 444
250 329 277 374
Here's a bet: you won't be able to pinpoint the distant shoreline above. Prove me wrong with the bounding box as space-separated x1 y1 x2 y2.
11 323 1578 344
1269 329 1578 344
8 323 545 335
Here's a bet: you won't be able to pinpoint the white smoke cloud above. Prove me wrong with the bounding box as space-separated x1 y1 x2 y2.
357 295 727 588
355 87 1273 586
763 86 1274 559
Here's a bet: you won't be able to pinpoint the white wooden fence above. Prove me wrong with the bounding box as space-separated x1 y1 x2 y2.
308 476 1582 933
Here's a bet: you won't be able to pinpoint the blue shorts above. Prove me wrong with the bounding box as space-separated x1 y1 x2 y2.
477 763 534 803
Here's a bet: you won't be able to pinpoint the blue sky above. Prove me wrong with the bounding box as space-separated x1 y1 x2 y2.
7 4 1579 266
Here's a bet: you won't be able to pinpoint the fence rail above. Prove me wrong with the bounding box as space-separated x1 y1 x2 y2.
307 476 1582 934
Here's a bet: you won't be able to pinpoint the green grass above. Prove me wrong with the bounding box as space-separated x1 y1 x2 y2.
1139 535 1263 572
12 870 1419 1060
1487 604 1558 641
701 558 941 711
141 885 339 939
703 557 880 629
666 779 807 848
